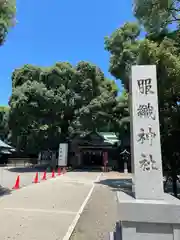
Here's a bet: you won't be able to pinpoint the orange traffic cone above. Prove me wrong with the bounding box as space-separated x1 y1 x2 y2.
42 171 47 180
12 175 20 189
33 172 39 183
51 170 55 178
57 168 61 176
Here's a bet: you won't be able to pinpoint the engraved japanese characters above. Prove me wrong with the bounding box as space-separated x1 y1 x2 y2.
130 65 164 200
139 154 158 171
137 78 154 95
137 103 156 120
136 77 158 171
137 127 156 146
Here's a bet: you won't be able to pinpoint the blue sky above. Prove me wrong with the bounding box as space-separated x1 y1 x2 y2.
0 0 135 105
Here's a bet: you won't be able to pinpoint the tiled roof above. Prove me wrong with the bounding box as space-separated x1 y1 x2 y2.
0 139 12 149
77 131 120 145
0 140 15 154
98 132 119 145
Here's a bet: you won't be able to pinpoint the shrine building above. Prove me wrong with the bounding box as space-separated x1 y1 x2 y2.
68 131 131 172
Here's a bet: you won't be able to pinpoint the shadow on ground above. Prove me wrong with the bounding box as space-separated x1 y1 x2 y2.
6 165 72 173
0 185 11 197
97 178 133 196
98 178 180 199
6 166 48 173
71 168 101 173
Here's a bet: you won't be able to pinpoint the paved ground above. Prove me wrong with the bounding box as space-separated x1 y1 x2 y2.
0 166 62 191
1 166 179 239
2 166 179 239
70 172 132 240
0 171 101 240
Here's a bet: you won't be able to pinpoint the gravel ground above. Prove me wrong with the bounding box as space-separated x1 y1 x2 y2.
70 183 119 240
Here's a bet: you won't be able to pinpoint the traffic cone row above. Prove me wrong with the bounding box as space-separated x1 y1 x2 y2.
12 167 67 190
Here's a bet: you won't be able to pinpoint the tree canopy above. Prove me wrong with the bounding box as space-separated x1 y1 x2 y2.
134 0 180 34
0 0 16 45
105 1 180 196
0 105 9 140
8 62 124 154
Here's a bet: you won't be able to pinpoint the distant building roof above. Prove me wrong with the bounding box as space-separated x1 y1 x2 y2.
0 139 15 153
0 139 12 149
78 131 120 146
0 149 12 154
98 132 120 145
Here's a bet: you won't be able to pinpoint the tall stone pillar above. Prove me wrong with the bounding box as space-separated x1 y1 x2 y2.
116 65 180 240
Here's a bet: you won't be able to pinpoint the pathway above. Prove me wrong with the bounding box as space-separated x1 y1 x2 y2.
0 166 54 190
70 172 132 240
0 171 101 240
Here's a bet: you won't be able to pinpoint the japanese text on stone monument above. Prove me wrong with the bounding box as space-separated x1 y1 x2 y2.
137 103 156 120
137 126 156 146
131 65 164 199
136 77 157 171
137 78 154 95
139 154 158 172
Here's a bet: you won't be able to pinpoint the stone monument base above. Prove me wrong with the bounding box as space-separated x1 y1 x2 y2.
117 191 180 240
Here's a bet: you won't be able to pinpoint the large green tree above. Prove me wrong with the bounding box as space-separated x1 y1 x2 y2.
0 106 9 140
0 0 16 45
105 16 180 196
8 62 121 154
134 0 180 34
